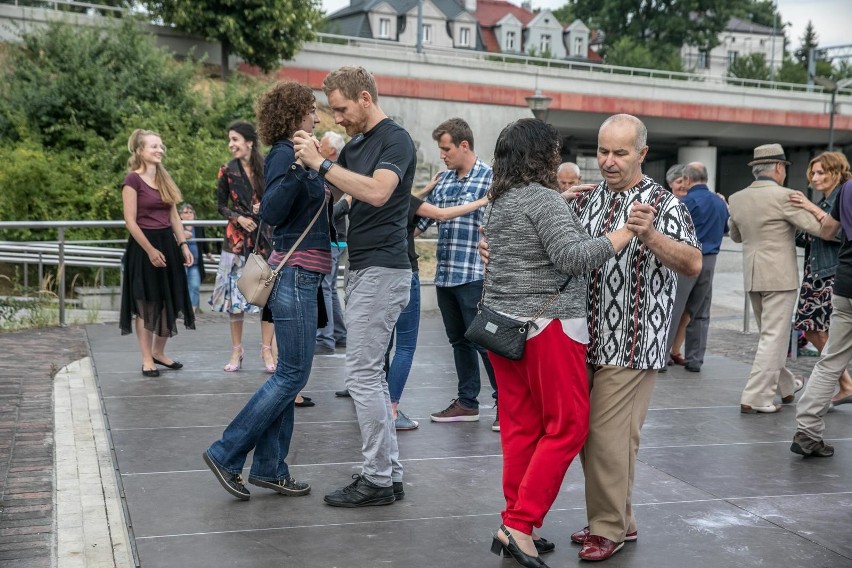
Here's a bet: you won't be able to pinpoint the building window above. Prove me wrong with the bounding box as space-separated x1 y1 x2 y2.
459 27 470 47
540 34 551 54
697 49 710 69
378 18 390 38
506 31 516 51
573 36 584 57
422 23 432 44
727 50 738 67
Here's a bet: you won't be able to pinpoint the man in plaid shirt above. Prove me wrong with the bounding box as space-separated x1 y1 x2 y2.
416 118 498 430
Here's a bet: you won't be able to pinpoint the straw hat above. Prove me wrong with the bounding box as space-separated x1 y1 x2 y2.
748 143 791 166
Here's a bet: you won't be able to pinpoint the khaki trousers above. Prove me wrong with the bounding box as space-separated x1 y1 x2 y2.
580 365 656 543
796 295 852 440
741 290 798 407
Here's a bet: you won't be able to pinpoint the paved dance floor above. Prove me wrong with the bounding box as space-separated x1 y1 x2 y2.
86 313 852 568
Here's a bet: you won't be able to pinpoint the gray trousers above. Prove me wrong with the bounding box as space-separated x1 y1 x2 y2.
343 266 411 486
796 294 852 440
666 254 717 367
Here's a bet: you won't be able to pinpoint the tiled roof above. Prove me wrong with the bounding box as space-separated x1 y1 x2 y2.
481 28 500 52
475 0 534 27
725 16 778 36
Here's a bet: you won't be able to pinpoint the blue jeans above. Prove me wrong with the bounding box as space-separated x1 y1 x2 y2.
436 280 497 409
207 266 322 481
185 265 200 308
316 245 346 348
386 272 420 403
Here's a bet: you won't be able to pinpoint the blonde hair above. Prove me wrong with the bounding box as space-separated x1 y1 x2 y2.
322 66 378 103
127 129 182 205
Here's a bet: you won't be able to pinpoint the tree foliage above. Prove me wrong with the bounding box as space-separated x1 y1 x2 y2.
0 20 266 244
574 0 743 60
605 37 683 72
142 0 324 76
727 52 770 81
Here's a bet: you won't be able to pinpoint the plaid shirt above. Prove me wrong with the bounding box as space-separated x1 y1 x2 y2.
417 159 491 287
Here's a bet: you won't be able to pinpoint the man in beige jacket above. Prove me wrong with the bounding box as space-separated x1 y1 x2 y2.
729 143 822 413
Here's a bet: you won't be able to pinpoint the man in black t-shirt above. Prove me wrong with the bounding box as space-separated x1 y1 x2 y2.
294 66 414 507
792 180 852 458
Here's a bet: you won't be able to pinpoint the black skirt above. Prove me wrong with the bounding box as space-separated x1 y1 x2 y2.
120 228 196 337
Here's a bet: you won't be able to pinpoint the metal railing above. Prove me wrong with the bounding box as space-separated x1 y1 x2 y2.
0 220 226 326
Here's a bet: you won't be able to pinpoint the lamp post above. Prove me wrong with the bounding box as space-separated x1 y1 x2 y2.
525 89 552 122
814 76 852 151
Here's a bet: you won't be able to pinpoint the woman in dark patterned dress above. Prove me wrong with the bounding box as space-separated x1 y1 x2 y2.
208 121 276 373
793 151 852 404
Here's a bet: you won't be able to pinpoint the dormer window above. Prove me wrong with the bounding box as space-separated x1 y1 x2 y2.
423 23 432 44
378 18 390 38
540 34 551 54
506 31 516 50
459 27 470 46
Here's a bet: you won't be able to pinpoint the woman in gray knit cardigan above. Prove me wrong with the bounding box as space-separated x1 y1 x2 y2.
486 119 633 568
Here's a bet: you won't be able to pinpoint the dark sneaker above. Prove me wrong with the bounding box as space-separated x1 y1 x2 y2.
790 432 834 457
324 474 395 508
393 481 405 501
203 450 250 500
394 410 419 430
335 389 351 398
491 406 500 432
248 475 311 496
430 399 479 422
314 345 335 355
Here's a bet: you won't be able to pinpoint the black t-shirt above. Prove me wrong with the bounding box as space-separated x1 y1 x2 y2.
831 187 852 298
338 118 415 270
407 195 424 272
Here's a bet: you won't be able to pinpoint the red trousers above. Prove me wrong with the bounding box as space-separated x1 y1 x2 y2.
490 320 590 534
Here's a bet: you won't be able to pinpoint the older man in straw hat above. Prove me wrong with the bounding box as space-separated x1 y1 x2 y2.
729 143 822 414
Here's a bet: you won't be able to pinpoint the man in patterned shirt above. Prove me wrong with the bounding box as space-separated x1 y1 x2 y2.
416 118 498 429
569 114 702 561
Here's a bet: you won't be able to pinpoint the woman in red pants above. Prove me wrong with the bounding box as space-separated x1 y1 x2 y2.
483 118 633 568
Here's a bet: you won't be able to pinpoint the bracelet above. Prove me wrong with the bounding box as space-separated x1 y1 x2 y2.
178 241 188 248
817 213 827 222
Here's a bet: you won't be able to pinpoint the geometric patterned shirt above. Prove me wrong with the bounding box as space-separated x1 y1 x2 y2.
416 159 492 287
573 175 700 369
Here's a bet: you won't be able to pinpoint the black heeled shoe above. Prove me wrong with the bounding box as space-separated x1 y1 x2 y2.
502 537 556 557
490 525 549 568
153 357 183 369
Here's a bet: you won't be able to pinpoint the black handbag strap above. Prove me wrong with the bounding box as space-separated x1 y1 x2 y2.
479 200 572 320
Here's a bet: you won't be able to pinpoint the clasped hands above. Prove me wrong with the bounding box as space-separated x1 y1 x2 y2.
292 131 323 170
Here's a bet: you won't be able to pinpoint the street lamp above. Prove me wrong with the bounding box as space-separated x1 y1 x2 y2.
525 89 552 122
813 76 852 151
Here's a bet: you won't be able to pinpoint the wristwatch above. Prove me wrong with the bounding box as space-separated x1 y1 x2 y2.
319 159 334 177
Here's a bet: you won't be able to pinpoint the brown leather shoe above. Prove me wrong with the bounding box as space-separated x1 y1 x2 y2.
740 404 781 414
579 535 624 561
571 526 637 545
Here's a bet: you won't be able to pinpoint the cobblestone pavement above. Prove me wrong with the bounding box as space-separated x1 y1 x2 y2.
0 327 88 568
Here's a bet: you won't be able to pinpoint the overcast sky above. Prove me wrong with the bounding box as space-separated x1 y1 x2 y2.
321 0 848 52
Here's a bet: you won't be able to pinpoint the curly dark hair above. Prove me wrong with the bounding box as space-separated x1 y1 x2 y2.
255 81 316 146
489 119 561 201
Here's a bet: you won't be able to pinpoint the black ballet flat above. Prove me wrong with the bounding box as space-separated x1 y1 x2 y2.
503 537 556 557
300 396 312 402
153 358 183 369
142 367 160 377
295 399 315 408
490 525 549 568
